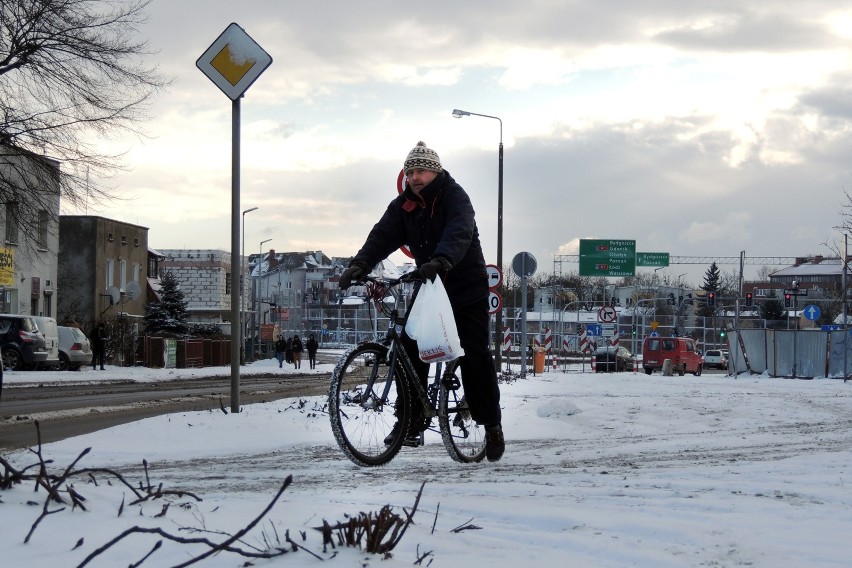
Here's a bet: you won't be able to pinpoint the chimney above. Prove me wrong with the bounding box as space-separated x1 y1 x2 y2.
813 255 823 264
267 249 278 271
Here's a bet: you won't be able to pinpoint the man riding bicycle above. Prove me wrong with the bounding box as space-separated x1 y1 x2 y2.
339 141 504 462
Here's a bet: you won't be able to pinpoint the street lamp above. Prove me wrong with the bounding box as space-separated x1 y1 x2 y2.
254 238 272 359
241 207 258 362
452 108 504 370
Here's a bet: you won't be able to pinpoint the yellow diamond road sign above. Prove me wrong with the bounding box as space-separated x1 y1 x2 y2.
197 23 272 100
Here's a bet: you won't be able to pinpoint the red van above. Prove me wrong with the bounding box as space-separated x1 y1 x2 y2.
642 336 703 376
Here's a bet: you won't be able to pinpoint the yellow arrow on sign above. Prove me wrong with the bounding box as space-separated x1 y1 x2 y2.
650 321 659 330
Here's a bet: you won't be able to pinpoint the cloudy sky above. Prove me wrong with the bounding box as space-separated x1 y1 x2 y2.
67 0 852 285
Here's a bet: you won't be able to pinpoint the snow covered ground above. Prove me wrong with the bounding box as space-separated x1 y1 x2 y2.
2 357 852 567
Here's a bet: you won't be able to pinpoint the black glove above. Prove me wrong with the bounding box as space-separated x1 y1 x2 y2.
339 262 369 289
417 257 452 281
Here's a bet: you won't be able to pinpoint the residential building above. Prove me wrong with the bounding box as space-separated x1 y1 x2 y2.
158 249 237 324
250 250 340 335
0 145 60 316
57 216 152 329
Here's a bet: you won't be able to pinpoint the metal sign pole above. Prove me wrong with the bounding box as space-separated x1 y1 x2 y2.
520 271 529 376
844 235 848 382
229 98 241 412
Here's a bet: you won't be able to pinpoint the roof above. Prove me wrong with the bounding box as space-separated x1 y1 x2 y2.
771 259 843 278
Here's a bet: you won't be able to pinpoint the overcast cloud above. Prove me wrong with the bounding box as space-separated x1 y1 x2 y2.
67 0 852 284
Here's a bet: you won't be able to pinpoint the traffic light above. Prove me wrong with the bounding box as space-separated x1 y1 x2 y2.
631 324 637 336
720 328 726 338
784 293 792 307
707 292 716 307
745 292 753 307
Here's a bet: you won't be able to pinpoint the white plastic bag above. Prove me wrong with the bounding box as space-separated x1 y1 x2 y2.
405 277 465 363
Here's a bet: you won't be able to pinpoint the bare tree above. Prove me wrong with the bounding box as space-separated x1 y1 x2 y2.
0 0 170 250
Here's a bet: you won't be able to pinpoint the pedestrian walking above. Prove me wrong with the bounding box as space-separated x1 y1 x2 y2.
285 336 293 365
291 335 303 369
274 334 287 368
306 333 319 369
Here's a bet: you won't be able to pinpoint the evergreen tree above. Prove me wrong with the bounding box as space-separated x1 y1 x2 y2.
761 289 786 321
144 271 189 336
696 262 721 318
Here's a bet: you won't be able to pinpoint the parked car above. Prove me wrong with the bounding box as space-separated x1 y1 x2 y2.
57 325 93 371
32 316 60 369
0 314 50 371
642 336 703 376
702 349 728 370
594 345 633 372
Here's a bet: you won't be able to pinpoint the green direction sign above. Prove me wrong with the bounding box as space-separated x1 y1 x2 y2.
636 252 670 267
579 239 636 277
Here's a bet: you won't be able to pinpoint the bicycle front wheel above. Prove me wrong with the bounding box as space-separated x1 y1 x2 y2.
438 360 486 463
329 342 410 466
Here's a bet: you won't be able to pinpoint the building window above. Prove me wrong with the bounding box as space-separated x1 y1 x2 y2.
106 259 115 288
107 232 114 242
37 210 49 249
133 263 141 284
121 236 127 245
4 203 18 244
148 256 159 278
120 259 127 290
225 272 231 294
134 238 140 247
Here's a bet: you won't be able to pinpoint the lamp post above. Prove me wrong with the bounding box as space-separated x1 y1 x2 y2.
452 108 504 370
254 238 272 359
791 279 799 379
241 207 258 362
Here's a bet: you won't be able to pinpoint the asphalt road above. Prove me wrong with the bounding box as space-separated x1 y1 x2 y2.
0 372 331 451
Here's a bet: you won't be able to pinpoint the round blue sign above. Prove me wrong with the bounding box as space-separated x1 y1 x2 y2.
802 304 821 321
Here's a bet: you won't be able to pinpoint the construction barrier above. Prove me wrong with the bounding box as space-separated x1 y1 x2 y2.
534 348 546 374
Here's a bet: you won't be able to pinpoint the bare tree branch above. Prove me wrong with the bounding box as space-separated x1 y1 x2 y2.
1 0 171 252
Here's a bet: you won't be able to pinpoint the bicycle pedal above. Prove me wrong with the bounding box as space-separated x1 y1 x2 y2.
401 435 421 447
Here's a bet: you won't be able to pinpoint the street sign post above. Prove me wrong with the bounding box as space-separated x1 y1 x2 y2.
512 252 537 376
488 290 502 315
803 305 821 321
586 324 602 336
579 239 636 277
598 306 617 323
196 23 273 101
486 264 503 289
636 252 670 267
197 23 272 413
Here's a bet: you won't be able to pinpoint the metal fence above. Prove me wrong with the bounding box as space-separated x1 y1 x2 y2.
730 329 851 378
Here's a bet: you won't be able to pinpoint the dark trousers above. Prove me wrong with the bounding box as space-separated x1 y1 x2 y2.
403 298 502 427
92 348 105 369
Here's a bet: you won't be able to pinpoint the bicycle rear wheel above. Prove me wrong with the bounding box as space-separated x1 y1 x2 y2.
329 342 410 466
438 360 486 463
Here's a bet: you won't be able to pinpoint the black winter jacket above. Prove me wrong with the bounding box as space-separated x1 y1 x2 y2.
351 170 488 307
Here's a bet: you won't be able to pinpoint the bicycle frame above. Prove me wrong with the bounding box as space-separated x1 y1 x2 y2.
360 298 437 421
329 274 486 465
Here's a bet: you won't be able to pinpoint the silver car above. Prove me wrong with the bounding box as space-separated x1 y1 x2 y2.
57 326 93 371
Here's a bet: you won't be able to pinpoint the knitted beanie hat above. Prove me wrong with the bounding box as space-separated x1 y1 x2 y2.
403 141 443 175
